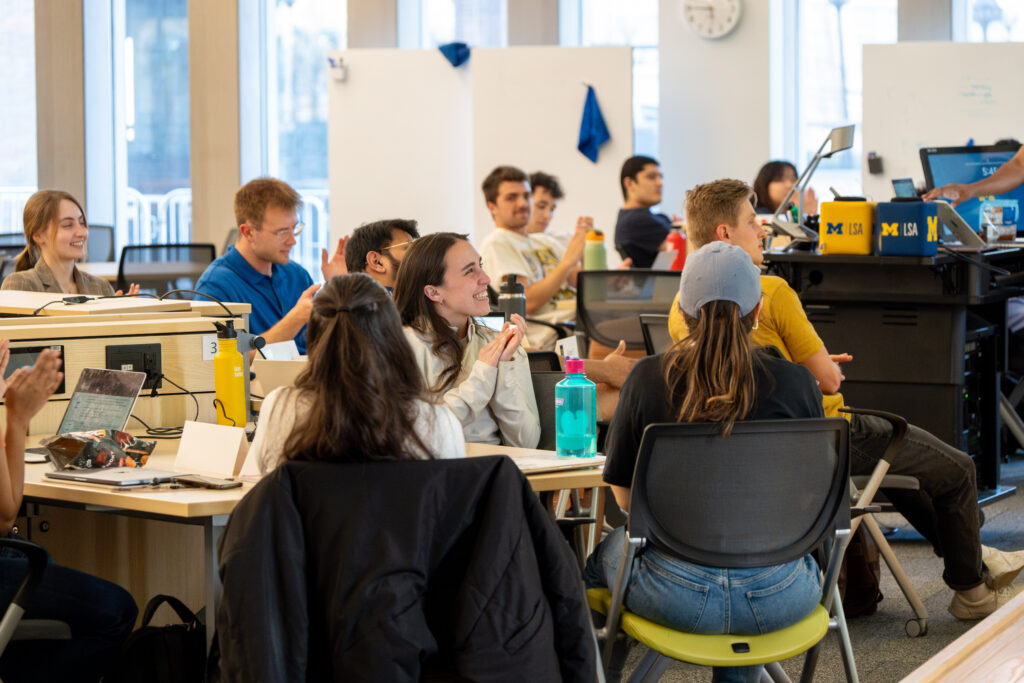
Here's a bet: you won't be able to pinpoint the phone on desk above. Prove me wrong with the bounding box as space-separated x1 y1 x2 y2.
172 474 242 490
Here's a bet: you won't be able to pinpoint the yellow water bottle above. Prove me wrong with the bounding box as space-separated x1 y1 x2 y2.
213 321 246 427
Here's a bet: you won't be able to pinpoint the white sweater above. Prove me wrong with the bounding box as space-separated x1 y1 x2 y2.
252 386 466 474
403 322 541 448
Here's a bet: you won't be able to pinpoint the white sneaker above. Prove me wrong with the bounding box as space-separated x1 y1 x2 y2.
948 584 1023 620
982 545 1024 589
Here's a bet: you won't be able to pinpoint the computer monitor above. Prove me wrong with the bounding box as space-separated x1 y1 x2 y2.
920 144 1024 234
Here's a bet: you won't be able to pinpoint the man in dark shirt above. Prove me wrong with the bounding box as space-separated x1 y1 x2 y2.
344 218 419 294
614 155 674 268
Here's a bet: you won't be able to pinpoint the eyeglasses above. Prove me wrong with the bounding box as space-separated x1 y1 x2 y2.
257 222 304 241
381 238 414 251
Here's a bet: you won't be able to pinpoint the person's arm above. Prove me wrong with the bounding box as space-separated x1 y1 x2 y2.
582 340 637 389
923 147 1024 206
489 315 540 448
521 224 586 315
800 347 847 394
0 347 63 531
259 283 321 346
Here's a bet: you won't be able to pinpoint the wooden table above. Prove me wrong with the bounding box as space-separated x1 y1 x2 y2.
26 439 606 647
902 588 1024 682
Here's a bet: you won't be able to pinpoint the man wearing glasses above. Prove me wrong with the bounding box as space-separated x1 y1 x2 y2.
195 177 346 353
344 218 419 294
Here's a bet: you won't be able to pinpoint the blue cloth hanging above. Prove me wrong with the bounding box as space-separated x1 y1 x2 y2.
578 86 610 163
438 42 471 68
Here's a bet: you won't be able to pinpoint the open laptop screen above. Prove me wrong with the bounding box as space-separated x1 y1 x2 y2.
58 368 147 434
920 144 1023 234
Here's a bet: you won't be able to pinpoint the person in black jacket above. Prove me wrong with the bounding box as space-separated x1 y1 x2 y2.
213 457 597 682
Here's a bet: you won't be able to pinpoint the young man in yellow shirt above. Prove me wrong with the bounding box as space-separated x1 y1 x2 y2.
668 178 1024 620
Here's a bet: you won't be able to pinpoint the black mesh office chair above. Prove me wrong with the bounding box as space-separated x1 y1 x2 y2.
0 259 16 285
638 314 673 355
575 270 679 354
0 538 72 670
0 234 26 261
117 243 216 295
590 419 860 682
85 225 115 262
222 227 239 255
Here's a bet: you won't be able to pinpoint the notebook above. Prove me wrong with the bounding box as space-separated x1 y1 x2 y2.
252 358 307 395
27 368 147 459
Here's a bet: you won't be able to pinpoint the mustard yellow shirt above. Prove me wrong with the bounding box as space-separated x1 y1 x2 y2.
669 274 847 419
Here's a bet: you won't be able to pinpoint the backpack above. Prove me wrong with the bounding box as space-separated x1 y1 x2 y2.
106 594 206 683
838 525 883 617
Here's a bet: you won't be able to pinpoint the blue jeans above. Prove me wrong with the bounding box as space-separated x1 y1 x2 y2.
586 527 822 683
0 553 138 682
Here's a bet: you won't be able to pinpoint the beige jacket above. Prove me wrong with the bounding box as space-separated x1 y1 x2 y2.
1 257 114 296
403 321 540 448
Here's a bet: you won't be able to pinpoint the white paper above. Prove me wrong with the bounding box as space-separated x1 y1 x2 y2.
650 250 678 270
175 421 249 477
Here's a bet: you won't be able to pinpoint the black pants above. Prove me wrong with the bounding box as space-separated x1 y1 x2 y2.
849 413 985 591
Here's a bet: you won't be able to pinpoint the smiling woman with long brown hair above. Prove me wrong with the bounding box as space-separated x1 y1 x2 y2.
393 232 539 448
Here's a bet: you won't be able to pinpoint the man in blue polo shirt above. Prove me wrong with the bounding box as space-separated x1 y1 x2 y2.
195 177 346 353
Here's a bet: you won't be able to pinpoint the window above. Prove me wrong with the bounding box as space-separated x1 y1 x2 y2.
0 0 37 234
779 0 897 197
560 0 659 157
241 0 345 276
399 0 508 48
956 0 1024 41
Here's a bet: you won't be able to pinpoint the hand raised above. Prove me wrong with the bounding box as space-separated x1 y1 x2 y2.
321 236 349 280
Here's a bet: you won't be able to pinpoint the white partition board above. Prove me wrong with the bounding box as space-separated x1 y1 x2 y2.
328 47 632 260
328 49 474 238
862 42 1024 202
471 47 633 259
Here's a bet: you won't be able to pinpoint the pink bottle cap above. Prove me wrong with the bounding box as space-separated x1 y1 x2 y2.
565 358 585 374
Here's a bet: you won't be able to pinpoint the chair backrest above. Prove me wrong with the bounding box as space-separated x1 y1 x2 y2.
528 351 562 372
117 243 216 295
86 224 115 262
630 419 850 569
0 258 16 283
0 233 26 260
222 227 239 255
575 269 680 351
638 314 672 355
530 371 562 451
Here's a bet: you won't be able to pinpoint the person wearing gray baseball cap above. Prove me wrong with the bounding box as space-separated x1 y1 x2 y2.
585 240 827 683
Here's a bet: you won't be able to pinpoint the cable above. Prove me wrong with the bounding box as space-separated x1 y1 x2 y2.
212 398 237 427
151 373 200 423
128 414 183 439
128 372 202 438
159 289 236 317
938 245 1011 276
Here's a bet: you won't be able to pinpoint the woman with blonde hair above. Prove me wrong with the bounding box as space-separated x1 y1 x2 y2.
2 190 136 295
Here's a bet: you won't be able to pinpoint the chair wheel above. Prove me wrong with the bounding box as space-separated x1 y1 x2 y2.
905 618 927 637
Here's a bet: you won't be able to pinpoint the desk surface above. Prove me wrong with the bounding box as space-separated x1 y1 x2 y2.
25 440 606 518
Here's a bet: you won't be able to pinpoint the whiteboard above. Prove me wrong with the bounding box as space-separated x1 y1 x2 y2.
328 46 632 262
862 42 1024 202
471 47 633 259
328 49 474 238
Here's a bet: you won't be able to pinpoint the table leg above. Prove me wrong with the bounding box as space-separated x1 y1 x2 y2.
204 514 228 652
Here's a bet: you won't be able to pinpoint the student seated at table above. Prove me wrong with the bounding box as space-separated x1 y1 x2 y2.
751 161 818 215
343 218 419 294
193 178 347 354
0 344 138 683
2 190 138 296
394 232 540 448
586 242 825 683
250 273 465 473
670 178 1024 620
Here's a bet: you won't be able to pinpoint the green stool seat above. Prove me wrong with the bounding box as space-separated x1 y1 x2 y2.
588 587 829 668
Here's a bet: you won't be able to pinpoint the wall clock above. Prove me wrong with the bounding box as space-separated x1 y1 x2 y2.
680 0 743 39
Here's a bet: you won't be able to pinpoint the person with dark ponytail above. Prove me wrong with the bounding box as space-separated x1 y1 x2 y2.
394 232 540 448
585 241 825 683
2 190 138 295
250 273 465 472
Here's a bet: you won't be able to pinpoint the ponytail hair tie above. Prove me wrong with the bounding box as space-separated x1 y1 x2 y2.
335 305 351 313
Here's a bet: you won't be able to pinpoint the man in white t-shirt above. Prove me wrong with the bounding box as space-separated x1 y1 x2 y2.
478 165 587 350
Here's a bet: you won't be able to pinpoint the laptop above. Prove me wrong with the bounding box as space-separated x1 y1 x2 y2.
891 177 917 198
28 368 147 459
45 467 180 487
935 201 988 249
251 358 307 395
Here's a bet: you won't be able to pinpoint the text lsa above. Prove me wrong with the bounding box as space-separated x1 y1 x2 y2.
881 216 938 241
826 222 865 235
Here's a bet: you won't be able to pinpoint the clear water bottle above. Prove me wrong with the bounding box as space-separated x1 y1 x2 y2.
555 357 597 458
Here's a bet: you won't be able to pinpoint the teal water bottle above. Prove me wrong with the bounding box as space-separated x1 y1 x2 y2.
583 229 607 270
555 358 597 457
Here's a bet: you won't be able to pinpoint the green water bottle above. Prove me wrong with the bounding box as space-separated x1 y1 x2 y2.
555 358 597 458
583 229 607 270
